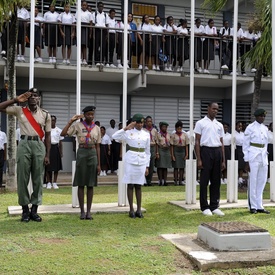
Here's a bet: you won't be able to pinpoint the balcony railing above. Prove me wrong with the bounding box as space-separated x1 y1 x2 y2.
1 19 266 77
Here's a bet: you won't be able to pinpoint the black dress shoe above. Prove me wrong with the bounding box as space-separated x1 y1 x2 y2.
30 212 42 222
21 212 30 222
129 211 135 218
257 209 270 214
250 209 257 214
135 211 144 218
85 213 93 220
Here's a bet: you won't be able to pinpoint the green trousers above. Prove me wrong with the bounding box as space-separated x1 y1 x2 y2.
17 139 45 206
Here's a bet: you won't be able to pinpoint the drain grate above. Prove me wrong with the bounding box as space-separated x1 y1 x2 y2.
201 221 268 234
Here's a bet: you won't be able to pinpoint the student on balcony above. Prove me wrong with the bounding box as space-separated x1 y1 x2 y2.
177 19 189 72
75 1 92 66
43 4 60 64
203 19 218 74
91 1 109 66
137 14 152 70
163 16 178 71
17 5 30 62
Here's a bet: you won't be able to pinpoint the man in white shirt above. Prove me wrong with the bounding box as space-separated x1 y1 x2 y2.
0 129 7 187
243 109 270 214
220 20 233 72
194 102 225 216
106 119 119 173
91 1 108 65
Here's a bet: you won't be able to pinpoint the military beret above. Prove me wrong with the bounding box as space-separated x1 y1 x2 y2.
159 121 169 127
254 109 266 117
132 113 144 123
82 106 96 113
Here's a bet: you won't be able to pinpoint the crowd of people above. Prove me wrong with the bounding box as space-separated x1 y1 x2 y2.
1 2 263 74
0 87 273 220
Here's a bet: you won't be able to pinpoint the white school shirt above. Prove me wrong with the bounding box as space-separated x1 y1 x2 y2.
220 27 232 36
34 15 44 26
151 24 164 35
106 126 118 141
91 11 107 27
177 26 188 35
116 21 131 33
191 24 205 41
233 28 244 39
243 31 257 41
163 24 177 33
58 12 76 24
137 22 152 34
268 130 273 144
101 134 112 145
235 131 244 146
75 10 92 23
204 25 217 35
108 17 116 33
194 116 224 147
223 132 231 146
17 8 30 20
243 121 268 165
51 127 64 145
0 131 7 150
112 128 151 166
44 11 59 22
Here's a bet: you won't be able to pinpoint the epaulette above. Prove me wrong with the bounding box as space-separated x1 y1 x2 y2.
41 108 49 113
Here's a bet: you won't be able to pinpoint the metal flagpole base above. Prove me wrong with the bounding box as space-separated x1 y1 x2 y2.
72 161 79 208
227 160 238 203
270 161 275 201
118 160 128 206
185 159 197 204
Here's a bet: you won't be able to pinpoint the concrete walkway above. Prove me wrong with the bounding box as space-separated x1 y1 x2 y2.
8 203 146 216
162 233 275 271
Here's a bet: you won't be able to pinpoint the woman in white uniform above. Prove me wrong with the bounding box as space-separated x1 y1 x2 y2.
112 114 150 218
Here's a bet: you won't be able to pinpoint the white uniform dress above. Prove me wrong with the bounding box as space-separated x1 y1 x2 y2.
243 121 268 210
112 128 150 185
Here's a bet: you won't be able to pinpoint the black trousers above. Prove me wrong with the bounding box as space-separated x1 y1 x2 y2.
94 28 107 63
0 150 4 185
105 33 115 64
199 146 222 211
110 141 120 172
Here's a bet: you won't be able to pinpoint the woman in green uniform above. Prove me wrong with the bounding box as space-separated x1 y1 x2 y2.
61 106 101 220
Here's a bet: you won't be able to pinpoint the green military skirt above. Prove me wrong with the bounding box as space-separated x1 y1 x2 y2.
73 148 98 187
172 146 186 169
156 147 172 168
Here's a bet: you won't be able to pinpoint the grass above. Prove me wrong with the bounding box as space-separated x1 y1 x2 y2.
0 184 275 275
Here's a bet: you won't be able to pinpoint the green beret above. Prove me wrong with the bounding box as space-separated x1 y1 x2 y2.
132 113 144 123
159 121 169 127
82 106 96 113
254 109 266 117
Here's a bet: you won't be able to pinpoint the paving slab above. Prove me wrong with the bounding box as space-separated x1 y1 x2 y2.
169 199 275 210
162 233 275 271
8 203 145 216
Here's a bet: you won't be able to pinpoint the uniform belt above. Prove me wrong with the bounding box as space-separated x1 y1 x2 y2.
21 135 39 141
79 144 95 149
250 142 265 148
129 146 145 152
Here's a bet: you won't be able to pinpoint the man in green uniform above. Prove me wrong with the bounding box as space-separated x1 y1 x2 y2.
0 88 51 222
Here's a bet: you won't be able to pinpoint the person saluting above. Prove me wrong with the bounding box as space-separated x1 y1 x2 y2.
61 106 101 220
112 114 150 218
0 88 51 222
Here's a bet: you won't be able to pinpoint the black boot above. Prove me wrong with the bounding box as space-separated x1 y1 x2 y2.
21 205 30 222
30 205 42 222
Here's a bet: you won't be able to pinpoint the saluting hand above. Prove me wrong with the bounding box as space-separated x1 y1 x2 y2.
16 91 32 103
124 121 136 131
70 114 84 123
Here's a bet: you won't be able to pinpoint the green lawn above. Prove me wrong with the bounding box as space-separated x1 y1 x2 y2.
0 184 275 275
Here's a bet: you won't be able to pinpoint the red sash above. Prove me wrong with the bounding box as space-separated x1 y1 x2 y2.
22 107 45 140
